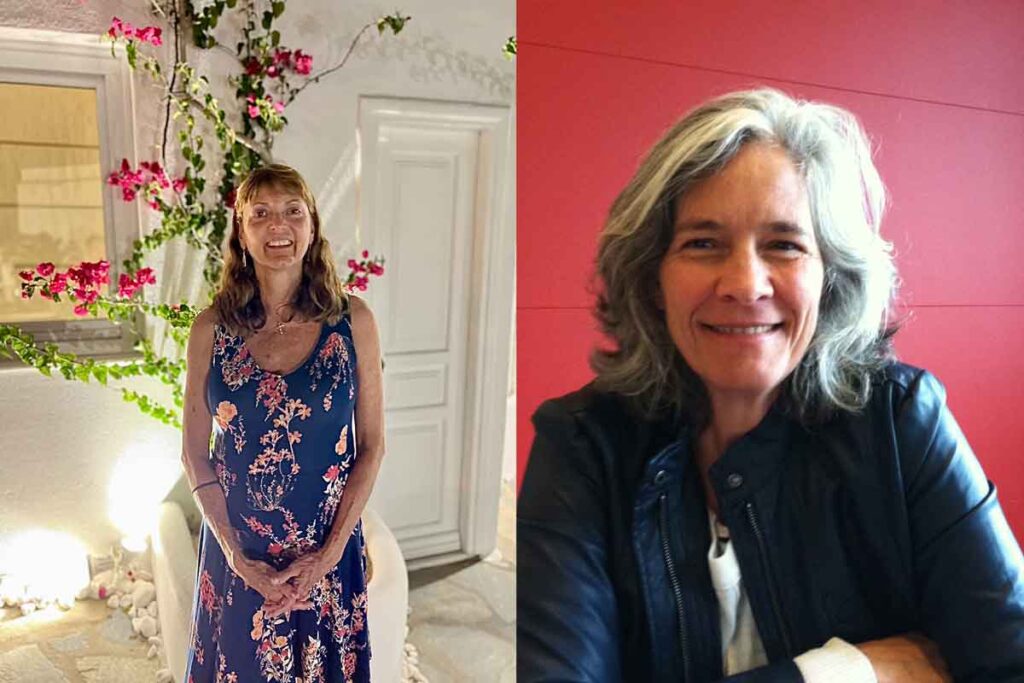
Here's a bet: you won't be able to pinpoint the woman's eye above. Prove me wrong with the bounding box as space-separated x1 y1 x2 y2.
769 241 804 253
290 208 303 215
681 238 717 250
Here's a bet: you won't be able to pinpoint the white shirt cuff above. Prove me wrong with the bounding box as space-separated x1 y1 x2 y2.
794 637 877 683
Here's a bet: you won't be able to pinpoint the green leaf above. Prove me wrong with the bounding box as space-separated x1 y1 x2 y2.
262 11 273 30
377 13 411 35
272 2 285 18
271 30 280 47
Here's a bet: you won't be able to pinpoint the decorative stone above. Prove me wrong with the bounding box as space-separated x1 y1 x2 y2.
135 614 158 638
131 580 156 607
106 595 121 609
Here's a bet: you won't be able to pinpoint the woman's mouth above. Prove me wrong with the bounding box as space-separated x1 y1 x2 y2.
700 322 784 335
266 239 293 250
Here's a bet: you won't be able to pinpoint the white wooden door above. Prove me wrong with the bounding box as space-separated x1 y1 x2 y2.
358 98 513 563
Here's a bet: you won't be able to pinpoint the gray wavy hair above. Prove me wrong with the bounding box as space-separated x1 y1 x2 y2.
592 87 900 425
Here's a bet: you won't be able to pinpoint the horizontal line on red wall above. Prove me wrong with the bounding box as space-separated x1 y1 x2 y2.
518 305 592 311
520 40 1024 120
518 304 1024 311
902 303 1024 308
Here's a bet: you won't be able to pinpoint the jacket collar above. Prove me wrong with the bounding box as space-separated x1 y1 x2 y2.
634 398 798 506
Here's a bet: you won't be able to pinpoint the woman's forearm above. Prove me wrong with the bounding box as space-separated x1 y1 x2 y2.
182 454 245 569
319 445 384 565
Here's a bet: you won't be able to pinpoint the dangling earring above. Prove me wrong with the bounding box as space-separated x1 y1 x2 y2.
242 248 248 268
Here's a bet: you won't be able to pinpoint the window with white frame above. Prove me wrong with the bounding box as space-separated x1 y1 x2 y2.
0 27 140 360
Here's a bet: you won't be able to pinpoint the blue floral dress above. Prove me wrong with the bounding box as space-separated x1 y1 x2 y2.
184 311 370 683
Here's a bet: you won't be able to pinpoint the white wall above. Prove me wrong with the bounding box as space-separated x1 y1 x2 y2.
0 0 514 557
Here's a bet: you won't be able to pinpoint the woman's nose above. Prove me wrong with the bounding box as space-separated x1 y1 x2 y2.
715 250 773 303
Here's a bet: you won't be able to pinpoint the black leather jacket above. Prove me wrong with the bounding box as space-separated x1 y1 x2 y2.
518 363 1024 682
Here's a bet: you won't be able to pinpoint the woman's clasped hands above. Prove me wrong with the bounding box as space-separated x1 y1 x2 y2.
230 550 335 619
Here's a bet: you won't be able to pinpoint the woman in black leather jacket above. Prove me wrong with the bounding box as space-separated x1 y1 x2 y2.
518 88 1024 682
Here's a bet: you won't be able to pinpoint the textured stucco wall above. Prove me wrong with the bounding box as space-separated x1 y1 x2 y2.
0 0 514 557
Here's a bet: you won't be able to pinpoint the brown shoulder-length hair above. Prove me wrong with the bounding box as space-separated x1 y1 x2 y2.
212 163 348 336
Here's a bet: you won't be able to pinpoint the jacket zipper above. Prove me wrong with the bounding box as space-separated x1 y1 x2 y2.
744 501 794 656
659 493 691 680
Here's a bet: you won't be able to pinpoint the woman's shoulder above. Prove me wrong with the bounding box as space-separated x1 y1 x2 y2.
534 383 626 427
344 294 377 336
870 360 949 412
185 307 221 368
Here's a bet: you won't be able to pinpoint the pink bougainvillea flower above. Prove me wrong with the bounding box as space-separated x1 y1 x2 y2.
107 16 133 39
244 58 262 76
36 262 55 277
73 304 90 316
19 290 30 300
247 104 261 119
139 161 169 187
292 50 312 75
117 273 139 298
18 270 34 281
361 250 369 258
266 65 279 78
172 177 188 193
273 100 285 114
135 267 156 285
369 263 384 276
51 272 69 290
133 25 162 46
272 49 291 66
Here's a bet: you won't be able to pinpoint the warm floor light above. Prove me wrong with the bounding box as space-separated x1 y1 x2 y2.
0 529 89 608
107 441 181 543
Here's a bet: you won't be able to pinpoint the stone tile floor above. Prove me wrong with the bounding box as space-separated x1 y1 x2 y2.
0 480 516 682
405 480 516 681
0 600 160 682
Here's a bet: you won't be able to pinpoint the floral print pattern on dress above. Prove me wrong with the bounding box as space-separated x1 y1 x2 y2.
188 311 368 683
309 332 355 411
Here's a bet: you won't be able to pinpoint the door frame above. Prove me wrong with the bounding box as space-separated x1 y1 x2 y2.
358 96 514 563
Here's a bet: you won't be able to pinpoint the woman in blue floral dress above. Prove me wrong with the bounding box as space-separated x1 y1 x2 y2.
180 164 385 683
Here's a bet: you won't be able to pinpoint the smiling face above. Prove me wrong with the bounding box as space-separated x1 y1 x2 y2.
238 184 315 271
657 142 824 405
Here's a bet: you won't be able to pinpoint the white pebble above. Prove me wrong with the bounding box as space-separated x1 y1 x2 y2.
107 595 121 609
137 614 158 638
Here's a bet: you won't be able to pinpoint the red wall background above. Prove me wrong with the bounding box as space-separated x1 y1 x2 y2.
517 0 1024 544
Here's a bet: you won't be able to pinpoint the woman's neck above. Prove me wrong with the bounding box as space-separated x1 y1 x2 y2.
254 266 302 322
697 389 777 469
